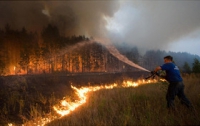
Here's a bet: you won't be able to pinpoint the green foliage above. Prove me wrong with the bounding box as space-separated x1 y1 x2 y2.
192 58 200 73
182 62 191 73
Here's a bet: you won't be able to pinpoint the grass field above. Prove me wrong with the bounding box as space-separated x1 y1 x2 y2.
46 74 200 126
1 73 200 125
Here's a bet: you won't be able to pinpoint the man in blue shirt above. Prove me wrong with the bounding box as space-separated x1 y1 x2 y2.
153 55 192 109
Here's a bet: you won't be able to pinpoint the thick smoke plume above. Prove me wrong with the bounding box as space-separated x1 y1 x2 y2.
0 1 119 36
106 1 200 54
0 1 200 55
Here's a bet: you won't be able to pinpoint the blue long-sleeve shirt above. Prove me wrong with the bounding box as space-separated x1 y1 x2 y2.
160 62 183 82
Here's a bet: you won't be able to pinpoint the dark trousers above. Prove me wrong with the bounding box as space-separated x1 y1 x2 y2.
166 81 191 108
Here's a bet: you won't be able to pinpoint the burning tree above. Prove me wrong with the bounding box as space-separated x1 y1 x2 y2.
0 36 6 75
18 28 39 74
1 24 200 75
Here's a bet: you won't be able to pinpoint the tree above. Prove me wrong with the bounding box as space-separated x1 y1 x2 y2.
19 49 30 74
81 45 91 72
0 42 6 75
0 30 5 75
143 50 167 70
182 62 191 73
0 59 5 75
192 58 200 73
125 47 139 64
18 28 38 74
41 24 61 73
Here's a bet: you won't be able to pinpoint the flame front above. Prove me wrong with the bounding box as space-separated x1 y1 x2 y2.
53 84 118 117
9 79 160 126
53 79 157 117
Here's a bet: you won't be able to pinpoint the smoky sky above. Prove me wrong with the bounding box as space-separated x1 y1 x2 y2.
0 1 200 55
106 1 200 54
0 1 119 36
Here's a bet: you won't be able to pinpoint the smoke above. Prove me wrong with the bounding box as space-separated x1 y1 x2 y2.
0 1 120 36
57 40 93 57
105 1 200 54
0 1 49 32
0 1 200 54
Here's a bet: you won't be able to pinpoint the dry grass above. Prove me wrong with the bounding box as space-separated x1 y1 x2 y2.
47 74 200 126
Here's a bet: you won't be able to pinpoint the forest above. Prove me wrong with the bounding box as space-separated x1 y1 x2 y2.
0 24 200 125
0 24 200 76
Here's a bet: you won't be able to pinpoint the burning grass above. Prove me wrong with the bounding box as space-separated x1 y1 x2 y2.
1 73 200 125
46 74 200 126
0 72 146 125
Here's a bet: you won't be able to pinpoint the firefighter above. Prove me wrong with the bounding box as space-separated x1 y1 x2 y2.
153 55 192 109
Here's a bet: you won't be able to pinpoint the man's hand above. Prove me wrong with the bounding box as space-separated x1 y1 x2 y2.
151 71 156 74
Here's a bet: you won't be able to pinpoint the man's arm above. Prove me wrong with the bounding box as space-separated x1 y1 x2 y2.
154 66 162 72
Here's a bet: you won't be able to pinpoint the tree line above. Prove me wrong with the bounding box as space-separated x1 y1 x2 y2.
0 24 200 75
116 45 200 74
0 24 138 75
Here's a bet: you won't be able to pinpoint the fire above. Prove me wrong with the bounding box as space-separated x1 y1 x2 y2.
122 80 139 87
53 79 157 117
9 79 160 126
8 123 13 126
122 79 157 88
53 84 117 117
12 66 16 75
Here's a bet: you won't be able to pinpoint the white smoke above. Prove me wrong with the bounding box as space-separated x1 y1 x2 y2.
104 1 200 55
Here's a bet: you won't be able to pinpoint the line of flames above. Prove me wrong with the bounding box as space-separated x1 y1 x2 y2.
8 79 159 126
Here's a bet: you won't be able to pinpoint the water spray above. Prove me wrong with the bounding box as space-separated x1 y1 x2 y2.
94 38 150 72
46 38 150 73
8 39 153 125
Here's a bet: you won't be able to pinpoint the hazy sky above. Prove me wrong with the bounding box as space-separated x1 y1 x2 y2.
0 0 200 56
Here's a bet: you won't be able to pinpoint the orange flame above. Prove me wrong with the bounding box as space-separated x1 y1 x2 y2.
53 84 117 117
9 79 161 126
53 79 158 117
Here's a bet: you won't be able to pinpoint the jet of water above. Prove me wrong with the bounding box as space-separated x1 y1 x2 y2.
95 38 150 72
